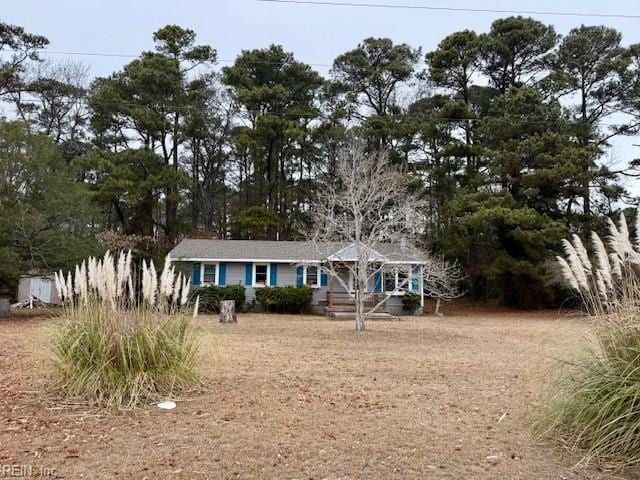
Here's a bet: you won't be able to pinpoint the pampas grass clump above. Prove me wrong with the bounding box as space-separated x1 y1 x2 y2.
51 251 200 409
540 211 640 467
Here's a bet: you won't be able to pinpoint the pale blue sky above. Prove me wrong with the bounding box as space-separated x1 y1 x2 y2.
3 0 640 195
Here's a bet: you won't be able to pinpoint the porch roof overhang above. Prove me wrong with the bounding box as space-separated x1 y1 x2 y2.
326 243 388 263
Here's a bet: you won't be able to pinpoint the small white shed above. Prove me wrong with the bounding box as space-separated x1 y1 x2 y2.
17 274 61 305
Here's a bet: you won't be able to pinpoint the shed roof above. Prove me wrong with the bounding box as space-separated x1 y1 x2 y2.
169 239 425 263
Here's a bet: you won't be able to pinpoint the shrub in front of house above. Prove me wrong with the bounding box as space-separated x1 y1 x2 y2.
255 285 313 314
402 292 422 313
192 284 246 313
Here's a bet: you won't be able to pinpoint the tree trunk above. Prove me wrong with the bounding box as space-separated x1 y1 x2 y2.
355 284 366 331
219 300 237 324
434 298 443 317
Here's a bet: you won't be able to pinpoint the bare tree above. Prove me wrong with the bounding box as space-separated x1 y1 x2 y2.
422 253 465 316
307 142 426 331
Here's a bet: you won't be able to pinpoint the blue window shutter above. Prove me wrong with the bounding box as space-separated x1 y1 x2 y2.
245 262 253 286
219 263 226 286
193 263 201 286
270 263 277 286
296 266 304 286
374 271 382 292
411 265 420 291
320 271 328 287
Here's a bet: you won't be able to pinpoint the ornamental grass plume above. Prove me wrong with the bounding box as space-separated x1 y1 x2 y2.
540 210 640 467
51 251 199 409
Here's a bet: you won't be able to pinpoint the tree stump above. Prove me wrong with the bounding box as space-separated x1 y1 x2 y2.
219 300 237 324
0 297 9 317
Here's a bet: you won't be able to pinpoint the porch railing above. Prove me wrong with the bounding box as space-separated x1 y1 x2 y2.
326 292 385 312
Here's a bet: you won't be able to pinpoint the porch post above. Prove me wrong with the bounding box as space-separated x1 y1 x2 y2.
328 261 333 307
420 264 425 311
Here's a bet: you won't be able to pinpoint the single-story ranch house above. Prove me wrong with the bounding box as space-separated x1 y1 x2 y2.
169 239 427 316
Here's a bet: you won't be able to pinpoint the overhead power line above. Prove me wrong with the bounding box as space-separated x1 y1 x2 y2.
256 0 640 19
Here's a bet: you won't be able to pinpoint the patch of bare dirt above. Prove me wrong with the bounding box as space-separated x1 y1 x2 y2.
0 311 630 479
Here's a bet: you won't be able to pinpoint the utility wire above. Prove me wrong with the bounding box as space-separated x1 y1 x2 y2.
256 0 640 19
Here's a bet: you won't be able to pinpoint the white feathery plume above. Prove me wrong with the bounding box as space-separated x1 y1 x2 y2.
57 270 67 300
591 232 612 290
619 212 629 240
606 217 622 253
610 253 623 279
607 216 620 238
125 250 132 277
74 262 87 304
66 272 73 301
607 216 633 258
180 277 191 306
141 259 150 302
571 234 591 274
95 258 105 300
148 260 157 306
193 295 200 318
618 212 634 256
172 272 182 306
74 265 82 295
159 256 172 298
102 252 117 304
561 239 589 291
161 267 175 299
168 267 176 297
87 257 97 290
595 270 608 301
557 256 580 291
127 274 135 305
53 272 63 300
79 261 88 303
116 251 127 298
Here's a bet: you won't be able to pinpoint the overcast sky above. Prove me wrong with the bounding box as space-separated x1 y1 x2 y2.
3 0 640 194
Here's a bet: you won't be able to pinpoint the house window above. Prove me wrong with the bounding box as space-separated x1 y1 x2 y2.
398 268 410 292
305 266 319 288
384 267 412 294
384 270 396 292
203 263 217 285
254 263 269 287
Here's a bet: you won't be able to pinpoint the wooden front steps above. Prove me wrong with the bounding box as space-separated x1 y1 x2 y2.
323 292 398 320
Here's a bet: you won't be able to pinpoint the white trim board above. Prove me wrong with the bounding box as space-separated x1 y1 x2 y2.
172 257 428 265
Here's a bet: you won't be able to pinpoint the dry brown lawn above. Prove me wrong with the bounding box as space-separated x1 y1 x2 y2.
0 307 633 479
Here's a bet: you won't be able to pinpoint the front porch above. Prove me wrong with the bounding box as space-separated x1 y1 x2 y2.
321 282 400 321
316 247 424 321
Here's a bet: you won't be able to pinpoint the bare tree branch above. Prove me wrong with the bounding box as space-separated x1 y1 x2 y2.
305 141 427 331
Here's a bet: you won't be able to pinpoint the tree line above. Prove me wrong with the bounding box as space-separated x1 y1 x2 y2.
1 18 640 306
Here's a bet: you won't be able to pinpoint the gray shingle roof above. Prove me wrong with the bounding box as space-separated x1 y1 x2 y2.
169 239 425 263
